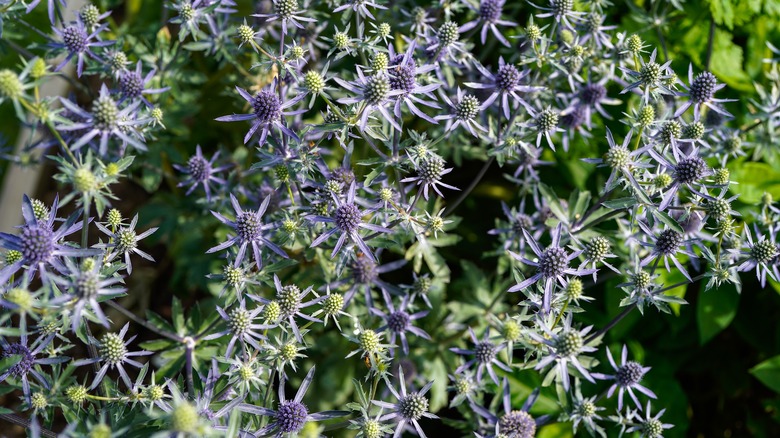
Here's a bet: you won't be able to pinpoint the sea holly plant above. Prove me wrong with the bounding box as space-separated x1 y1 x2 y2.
0 0 779 437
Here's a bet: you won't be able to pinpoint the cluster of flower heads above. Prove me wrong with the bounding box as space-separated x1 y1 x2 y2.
0 0 779 436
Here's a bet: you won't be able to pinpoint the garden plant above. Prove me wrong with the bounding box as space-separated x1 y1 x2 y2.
1 0 780 436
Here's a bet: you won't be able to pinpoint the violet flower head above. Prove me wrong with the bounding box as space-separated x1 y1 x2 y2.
647 143 711 211
0 332 66 404
215 81 304 145
508 223 596 313
470 380 549 438
0 195 99 285
674 65 735 120
466 57 541 119
308 182 392 262
118 61 169 108
450 327 512 385
592 345 656 410
238 367 347 436
173 145 231 202
50 18 114 77
637 221 697 282
389 42 441 124
206 194 288 270
371 290 430 356
459 0 518 47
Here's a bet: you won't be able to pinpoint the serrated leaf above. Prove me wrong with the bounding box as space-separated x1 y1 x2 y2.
697 284 740 344
750 355 780 394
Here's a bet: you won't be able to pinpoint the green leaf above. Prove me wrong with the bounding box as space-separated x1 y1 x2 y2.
651 209 684 234
750 355 780 394
707 0 735 29
727 161 780 204
172 296 185 334
537 184 568 224
697 284 740 344
602 197 638 209
709 29 753 91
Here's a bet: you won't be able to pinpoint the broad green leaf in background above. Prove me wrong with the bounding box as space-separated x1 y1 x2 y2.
697 284 741 344
751 355 780 394
728 162 780 204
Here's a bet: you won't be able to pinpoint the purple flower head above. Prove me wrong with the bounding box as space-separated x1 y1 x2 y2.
470 380 549 438
592 345 656 410
459 0 518 47
215 81 304 145
508 223 596 313
0 332 66 404
0 195 100 285
207 194 288 270
466 57 542 119
50 18 114 77
389 42 441 124
567 77 622 129
173 145 231 202
450 327 511 385
118 61 169 108
58 84 147 156
238 367 347 436
371 290 430 356
674 65 735 120
327 256 405 308
308 182 392 262
637 221 698 281
648 142 712 211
